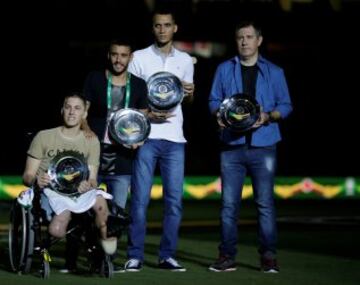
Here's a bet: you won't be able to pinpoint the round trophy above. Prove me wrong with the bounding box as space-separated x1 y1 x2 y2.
108 108 151 146
147 71 184 112
218 94 260 132
47 150 89 196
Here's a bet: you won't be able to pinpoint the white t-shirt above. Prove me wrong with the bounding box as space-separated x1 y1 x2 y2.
128 45 194 143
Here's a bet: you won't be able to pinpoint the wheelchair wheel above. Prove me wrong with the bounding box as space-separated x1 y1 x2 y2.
39 249 51 279
8 200 35 274
40 260 50 279
100 255 114 279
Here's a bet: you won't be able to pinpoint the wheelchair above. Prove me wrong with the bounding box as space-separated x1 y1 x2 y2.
8 188 118 279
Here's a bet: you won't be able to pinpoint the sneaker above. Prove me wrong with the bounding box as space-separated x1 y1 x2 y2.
113 265 125 273
124 259 142 272
208 256 236 272
158 257 186 272
260 256 279 273
59 267 77 274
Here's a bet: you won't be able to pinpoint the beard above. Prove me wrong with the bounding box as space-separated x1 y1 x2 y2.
107 61 122 76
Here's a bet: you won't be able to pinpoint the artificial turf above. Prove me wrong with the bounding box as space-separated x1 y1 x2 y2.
0 199 359 285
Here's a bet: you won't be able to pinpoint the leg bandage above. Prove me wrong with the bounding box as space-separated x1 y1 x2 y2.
100 238 117 255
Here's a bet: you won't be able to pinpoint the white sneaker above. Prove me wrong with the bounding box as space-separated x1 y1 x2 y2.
158 257 186 272
124 259 143 272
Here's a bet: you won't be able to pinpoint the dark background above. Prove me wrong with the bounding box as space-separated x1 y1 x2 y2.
1 0 359 177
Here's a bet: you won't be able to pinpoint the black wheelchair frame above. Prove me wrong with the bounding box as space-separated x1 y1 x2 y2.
8 188 114 279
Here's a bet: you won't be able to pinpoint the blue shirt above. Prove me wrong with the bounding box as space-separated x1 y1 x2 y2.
209 55 293 147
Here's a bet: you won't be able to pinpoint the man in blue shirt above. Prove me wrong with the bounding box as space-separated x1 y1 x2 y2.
208 20 292 273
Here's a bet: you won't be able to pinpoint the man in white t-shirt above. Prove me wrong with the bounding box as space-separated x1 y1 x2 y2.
125 8 194 272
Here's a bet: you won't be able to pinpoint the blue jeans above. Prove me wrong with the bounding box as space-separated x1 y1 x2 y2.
219 144 277 258
98 174 131 213
127 139 185 261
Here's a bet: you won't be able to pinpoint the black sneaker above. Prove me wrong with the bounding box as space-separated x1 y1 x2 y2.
124 259 143 272
158 258 186 272
113 265 125 273
208 256 236 272
260 257 279 273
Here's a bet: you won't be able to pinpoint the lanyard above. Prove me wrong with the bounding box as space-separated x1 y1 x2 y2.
107 72 131 109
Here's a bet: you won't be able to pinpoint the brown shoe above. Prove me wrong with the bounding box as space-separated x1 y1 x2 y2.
208 255 236 272
260 256 279 273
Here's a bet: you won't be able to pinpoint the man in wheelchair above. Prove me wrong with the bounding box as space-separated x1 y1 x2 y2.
21 92 119 257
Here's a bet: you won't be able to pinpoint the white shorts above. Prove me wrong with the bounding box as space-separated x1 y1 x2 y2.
43 188 112 215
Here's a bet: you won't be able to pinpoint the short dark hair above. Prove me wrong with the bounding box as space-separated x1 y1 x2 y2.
109 38 133 52
63 92 87 107
235 20 262 37
152 6 176 23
